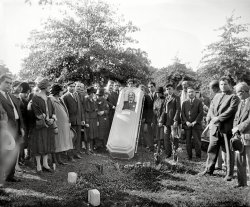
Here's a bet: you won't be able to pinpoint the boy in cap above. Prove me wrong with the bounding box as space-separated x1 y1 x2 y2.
96 88 110 150
153 86 165 153
84 87 98 153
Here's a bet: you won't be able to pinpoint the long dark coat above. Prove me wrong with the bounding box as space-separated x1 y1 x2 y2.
85 96 98 140
97 97 110 142
30 95 56 156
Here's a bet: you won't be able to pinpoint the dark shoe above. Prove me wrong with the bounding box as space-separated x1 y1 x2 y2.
58 161 68 165
42 167 53 173
234 184 247 188
36 170 42 175
6 177 21 182
224 175 233 181
74 154 82 159
198 171 212 177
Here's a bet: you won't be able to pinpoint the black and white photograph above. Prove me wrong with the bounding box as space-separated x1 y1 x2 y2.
0 0 250 206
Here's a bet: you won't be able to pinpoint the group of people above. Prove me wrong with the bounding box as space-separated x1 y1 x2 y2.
0 75 121 184
0 74 249 188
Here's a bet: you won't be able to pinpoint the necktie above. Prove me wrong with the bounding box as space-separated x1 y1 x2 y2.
72 93 77 102
217 93 225 111
5 92 19 119
5 92 12 103
239 100 245 117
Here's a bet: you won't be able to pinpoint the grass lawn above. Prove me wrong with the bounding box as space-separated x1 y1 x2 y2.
1 144 250 207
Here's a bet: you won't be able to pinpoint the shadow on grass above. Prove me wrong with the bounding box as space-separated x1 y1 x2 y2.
131 167 185 192
162 161 198 175
162 184 195 193
0 188 12 206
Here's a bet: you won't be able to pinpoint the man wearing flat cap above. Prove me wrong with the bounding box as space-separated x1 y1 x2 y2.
127 79 135 88
159 83 181 158
232 82 250 187
62 81 85 160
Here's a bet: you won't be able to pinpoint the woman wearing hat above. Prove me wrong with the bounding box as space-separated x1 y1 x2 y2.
30 78 57 173
96 88 110 149
49 84 73 165
85 86 98 153
17 82 31 164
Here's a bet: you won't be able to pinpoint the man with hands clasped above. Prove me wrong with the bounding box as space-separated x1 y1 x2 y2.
181 86 203 160
199 76 239 181
159 83 181 158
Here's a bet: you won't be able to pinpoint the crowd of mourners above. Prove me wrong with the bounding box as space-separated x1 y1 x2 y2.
0 74 249 189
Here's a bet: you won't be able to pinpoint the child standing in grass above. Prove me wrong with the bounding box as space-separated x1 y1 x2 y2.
84 87 98 153
96 88 110 150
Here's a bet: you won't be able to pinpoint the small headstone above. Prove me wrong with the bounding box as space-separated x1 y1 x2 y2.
88 189 100 206
68 172 77 184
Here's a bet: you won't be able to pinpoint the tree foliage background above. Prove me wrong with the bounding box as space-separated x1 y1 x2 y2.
197 14 250 91
0 62 11 76
20 0 151 84
152 57 199 89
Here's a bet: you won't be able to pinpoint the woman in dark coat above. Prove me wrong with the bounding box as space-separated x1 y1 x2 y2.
85 87 98 153
96 88 110 149
30 78 57 173
18 82 31 163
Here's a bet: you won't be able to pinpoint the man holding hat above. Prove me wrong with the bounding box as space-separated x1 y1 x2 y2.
62 81 85 159
232 82 250 187
159 83 181 158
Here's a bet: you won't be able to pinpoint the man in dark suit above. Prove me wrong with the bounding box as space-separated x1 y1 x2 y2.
140 82 157 151
199 76 239 181
123 92 136 111
159 83 181 158
62 81 85 159
182 86 203 160
107 81 120 123
232 82 250 187
0 74 24 182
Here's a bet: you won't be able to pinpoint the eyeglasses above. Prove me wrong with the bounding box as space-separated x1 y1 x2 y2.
148 86 153 88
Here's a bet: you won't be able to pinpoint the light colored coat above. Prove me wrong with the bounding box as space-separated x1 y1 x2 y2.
50 96 73 152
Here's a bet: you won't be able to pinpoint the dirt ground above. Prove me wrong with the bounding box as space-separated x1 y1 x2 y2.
1 144 250 207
